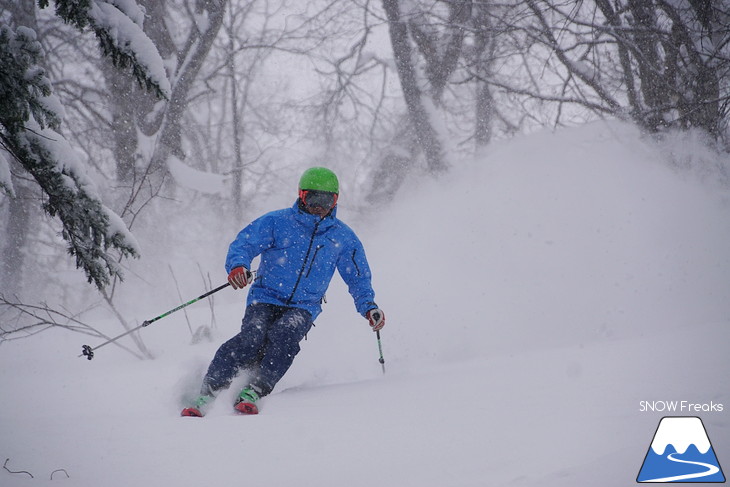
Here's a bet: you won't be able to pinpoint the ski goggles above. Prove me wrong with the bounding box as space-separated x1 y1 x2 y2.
299 189 338 209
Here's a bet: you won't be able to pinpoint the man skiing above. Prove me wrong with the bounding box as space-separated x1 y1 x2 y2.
182 167 385 417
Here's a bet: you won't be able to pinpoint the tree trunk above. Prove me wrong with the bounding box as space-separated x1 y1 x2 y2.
227 23 244 211
473 1 496 146
382 0 446 174
627 0 666 130
150 0 226 178
103 64 140 184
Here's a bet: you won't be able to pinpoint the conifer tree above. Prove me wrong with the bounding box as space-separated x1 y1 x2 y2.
0 1 170 290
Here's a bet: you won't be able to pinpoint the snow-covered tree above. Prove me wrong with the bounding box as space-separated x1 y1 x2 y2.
508 0 730 139
0 1 170 290
39 0 170 99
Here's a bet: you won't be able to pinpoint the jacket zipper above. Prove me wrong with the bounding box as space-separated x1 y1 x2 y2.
286 219 321 305
306 245 324 277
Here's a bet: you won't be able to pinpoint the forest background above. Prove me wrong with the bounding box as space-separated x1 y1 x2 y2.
1 0 729 356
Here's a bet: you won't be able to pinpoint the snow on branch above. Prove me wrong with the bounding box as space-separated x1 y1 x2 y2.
0 23 139 290
0 26 61 132
167 155 226 195
105 0 147 27
41 0 171 99
87 1 171 98
0 150 13 196
6 116 140 289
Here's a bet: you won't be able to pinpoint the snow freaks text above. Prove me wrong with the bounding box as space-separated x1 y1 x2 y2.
639 401 724 413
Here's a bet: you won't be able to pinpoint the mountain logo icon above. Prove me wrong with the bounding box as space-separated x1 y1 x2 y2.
637 416 725 483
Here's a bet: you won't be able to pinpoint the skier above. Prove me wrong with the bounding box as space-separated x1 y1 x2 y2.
182 167 385 416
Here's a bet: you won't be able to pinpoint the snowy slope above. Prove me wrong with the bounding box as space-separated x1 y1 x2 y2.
2 121 729 486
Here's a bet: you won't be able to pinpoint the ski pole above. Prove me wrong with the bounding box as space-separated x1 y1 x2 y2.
376 330 385 374
79 282 231 360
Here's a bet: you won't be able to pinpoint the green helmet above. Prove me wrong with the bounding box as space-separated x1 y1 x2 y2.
299 167 339 194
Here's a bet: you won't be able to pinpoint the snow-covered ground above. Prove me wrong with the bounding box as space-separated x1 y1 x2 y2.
2 121 729 486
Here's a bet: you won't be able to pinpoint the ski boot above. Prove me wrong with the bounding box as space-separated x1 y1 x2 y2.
181 394 213 417
234 386 260 415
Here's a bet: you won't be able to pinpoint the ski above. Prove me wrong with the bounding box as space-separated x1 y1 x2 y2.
180 407 204 417
234 401 259 415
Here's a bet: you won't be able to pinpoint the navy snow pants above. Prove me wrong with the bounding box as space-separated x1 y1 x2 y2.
202 303 313 397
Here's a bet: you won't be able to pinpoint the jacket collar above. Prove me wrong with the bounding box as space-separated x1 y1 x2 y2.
291 200 337 231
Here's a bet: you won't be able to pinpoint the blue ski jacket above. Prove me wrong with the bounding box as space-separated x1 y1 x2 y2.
225 201 377 320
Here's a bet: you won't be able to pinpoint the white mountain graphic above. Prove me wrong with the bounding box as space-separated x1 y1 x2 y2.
650 417 711 455
638 416 725 483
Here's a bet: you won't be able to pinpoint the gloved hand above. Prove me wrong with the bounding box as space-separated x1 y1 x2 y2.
366 308 385 332
228 267 252 289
